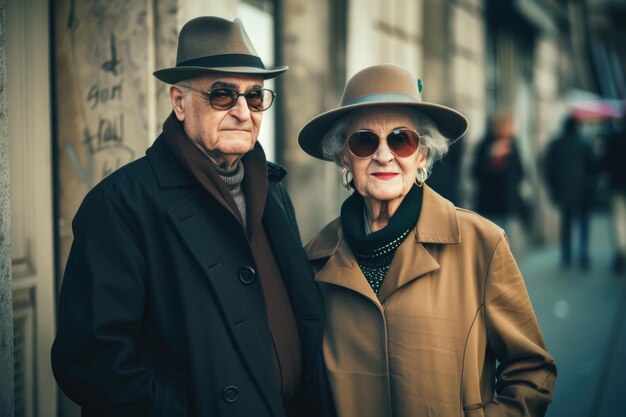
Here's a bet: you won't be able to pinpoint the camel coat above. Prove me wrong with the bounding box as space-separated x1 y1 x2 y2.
305 185 556 417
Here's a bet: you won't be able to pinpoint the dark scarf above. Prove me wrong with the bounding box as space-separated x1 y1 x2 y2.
341 185 423 294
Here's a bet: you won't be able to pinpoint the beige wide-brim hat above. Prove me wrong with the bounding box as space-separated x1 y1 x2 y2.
154 16 287 83
298 64 468 161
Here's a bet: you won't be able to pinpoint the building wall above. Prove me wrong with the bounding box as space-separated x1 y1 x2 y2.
280 0 347 241
451 0 487 143
449 0 487 208
532 34 571 242
55 0 160 280
0 0 15 416
347 0 424 77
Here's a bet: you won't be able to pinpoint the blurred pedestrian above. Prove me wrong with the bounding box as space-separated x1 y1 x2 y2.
545 115 597 270
471 110 527 230
602 116 626 275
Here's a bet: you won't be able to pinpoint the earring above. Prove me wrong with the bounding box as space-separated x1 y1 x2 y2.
341 168 353 190
415 167 428 186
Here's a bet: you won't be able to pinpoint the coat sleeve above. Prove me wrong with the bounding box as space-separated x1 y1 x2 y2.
271 181 304 245
483 234 557 417
51 189 188 417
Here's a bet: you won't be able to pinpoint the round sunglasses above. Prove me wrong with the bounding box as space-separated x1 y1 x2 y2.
187 86 275 112
347 128 420 158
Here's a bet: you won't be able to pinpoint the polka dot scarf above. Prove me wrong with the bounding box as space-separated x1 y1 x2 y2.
340 185 422 294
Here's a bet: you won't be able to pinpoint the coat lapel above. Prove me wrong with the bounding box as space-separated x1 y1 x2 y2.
307 185 461 304
148 138 283 415
263 185 321 320
309 222 381 306
376 238 439 302
263 183 324 388
167 193 282 415
378 185 460 301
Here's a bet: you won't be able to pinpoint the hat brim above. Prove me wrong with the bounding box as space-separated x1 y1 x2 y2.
298 101 469 161
153 65 289 83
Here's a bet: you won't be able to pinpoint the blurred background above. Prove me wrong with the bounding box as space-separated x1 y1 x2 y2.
1 0 625 416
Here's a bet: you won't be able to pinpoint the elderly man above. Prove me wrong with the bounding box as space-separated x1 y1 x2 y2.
52 16 332 417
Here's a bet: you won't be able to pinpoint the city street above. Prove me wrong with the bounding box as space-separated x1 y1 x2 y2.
519 213 625 417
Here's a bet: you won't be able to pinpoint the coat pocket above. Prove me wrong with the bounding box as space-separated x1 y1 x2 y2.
463 404 485 417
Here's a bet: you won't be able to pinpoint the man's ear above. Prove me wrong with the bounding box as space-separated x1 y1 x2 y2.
170 86 186 121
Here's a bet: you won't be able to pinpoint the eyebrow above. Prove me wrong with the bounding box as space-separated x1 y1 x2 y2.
210 81 264 90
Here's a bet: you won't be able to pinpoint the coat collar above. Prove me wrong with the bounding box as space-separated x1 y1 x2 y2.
413 184 461 244
146 114 288 189
146 134 197 188
306 184 460 259
147 115 288 240
306 184 461 302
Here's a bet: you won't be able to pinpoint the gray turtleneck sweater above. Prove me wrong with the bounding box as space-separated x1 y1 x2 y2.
214 160 247 229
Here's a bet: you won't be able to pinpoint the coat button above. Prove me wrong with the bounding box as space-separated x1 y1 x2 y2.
223 386 239 403
238 266 256 285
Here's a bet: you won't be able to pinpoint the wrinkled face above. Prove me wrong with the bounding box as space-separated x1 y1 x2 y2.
341 107 427 202
170 73 264 168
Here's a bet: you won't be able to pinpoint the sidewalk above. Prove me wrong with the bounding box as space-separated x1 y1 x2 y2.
518 213 626 417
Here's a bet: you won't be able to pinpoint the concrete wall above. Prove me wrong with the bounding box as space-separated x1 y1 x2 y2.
0 0 15 415
55 0 159 279
280 0 348 241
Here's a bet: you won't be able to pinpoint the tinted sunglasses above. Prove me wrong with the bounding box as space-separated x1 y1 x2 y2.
347 128 420 158
187 86 275 112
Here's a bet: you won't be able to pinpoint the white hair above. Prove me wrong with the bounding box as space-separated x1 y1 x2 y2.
174 79 194 99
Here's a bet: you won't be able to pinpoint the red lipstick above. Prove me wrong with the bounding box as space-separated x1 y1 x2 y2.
371 172 399 180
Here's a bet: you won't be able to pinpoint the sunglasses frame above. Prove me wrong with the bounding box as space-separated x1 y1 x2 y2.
184 86 276 112
346 128 421 159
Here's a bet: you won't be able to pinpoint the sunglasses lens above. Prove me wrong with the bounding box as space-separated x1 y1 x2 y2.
348 131 380 158
245 89 273 111
209 88 274 111
210 88 238 109
388 129 419 157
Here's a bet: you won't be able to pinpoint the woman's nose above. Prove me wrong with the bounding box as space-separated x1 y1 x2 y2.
372 138 394 163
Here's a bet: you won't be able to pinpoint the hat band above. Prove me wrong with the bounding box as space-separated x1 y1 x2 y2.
177 54 266 69
345 92 419 106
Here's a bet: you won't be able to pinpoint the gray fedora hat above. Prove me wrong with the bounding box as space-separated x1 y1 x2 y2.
153 16 287 83
298 64 468 161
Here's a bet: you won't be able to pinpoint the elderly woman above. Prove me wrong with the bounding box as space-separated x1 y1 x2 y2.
298 64 556 417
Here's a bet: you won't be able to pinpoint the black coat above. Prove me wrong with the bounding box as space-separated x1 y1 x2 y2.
51 136 333 417
603 129 626 193
545 133 597 209
471 137 525 217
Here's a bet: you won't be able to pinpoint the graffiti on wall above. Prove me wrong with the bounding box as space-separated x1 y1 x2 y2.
61 1 150 190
